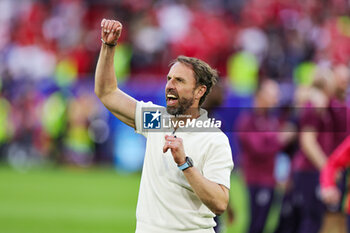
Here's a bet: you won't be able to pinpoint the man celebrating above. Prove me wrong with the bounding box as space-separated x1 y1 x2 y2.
95 19 233 233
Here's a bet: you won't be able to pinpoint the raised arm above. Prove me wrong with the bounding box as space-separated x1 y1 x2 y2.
95 19 136 128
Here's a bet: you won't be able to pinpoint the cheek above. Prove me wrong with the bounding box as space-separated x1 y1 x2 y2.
179 87 194 98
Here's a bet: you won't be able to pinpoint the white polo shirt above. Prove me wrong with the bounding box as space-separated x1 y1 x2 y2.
134 101 234 233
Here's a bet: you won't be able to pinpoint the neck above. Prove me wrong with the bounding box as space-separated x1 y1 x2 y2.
186 107 200 119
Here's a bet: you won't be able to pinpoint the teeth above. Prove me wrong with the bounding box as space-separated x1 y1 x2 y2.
167 94 177 98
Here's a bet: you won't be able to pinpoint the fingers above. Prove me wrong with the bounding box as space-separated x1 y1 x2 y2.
163 135 181 153
165 135 176 142
163 143 176 153
101 19 106 37
114 21 122 32
164 136 182 149
101 19 123 42
163 144 168 153
106 20 113 33
101 18 110 32
110 21 117 33
165 135 182 142
101 19 106 27
101 19 122 32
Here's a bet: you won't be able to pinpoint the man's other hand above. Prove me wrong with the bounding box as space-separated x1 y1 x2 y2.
163 135 186 166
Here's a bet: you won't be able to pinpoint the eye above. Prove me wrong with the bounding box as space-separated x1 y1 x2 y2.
167 76 171 81
176 77 184 83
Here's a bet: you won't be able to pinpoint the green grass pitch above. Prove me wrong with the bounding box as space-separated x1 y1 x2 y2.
0 165 279 233
0 166 140 233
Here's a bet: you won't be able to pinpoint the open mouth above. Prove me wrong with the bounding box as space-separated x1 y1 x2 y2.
166 94 178 106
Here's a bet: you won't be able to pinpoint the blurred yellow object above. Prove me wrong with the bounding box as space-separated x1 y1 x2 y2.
293 62 316 86
0 98 13 143
114 43 132 83
55 58 78 87
337 16 350 37
227 52 258 96
64 125 93 154
42 92 67 138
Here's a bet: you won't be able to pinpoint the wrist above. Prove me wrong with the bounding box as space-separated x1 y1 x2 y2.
178 157 193 171
177 158 186 166
101 44 117 53
101 38 117 47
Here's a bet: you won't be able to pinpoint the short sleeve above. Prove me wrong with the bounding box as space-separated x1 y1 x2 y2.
203 134 234 189
299 107 320 131
134 101 163 137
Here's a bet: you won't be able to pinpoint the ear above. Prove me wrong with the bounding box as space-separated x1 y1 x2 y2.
195 85 207 100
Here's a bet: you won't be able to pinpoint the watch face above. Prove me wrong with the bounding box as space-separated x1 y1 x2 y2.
186 157 193 167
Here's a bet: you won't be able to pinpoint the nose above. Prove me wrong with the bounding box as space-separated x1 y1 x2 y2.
165 78 175 91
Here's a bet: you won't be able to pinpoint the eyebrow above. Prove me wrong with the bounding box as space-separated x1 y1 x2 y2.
167 76 185 82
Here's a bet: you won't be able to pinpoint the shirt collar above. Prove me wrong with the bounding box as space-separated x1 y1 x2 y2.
170 108 208 134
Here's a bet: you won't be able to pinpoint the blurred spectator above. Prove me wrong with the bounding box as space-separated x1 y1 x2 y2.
330 64 350 147
62 88 99 167
282 67 335 233
42 91 68 162
320 136 350 233
236 79 294 233
319 64 350 233
0 0 349 82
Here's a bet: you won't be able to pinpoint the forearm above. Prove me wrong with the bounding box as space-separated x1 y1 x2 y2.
183 167 229 215
321 163 337 189
95 44 118 98
321 138 350 188
301 132 327 170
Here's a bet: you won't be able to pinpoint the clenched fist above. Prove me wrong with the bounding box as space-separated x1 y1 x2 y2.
101 19 123 46
163 135 186 166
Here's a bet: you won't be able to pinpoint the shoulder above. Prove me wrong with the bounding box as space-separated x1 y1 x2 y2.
135 100 166 120
204 131 230 148
134 101 165 137
137 100 164 109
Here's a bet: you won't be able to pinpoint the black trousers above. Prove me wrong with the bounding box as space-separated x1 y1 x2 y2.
275 171 325 233
247 185 274 233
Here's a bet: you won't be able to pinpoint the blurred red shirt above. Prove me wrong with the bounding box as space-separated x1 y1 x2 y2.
237 111 282 187
293 104 334 172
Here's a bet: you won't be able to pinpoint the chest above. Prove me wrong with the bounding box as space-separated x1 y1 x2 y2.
145 133 210 185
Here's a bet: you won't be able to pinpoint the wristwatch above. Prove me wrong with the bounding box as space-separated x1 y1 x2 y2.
178 157 193 171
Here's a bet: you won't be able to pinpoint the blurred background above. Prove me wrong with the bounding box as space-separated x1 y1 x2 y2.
0 0 350 233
